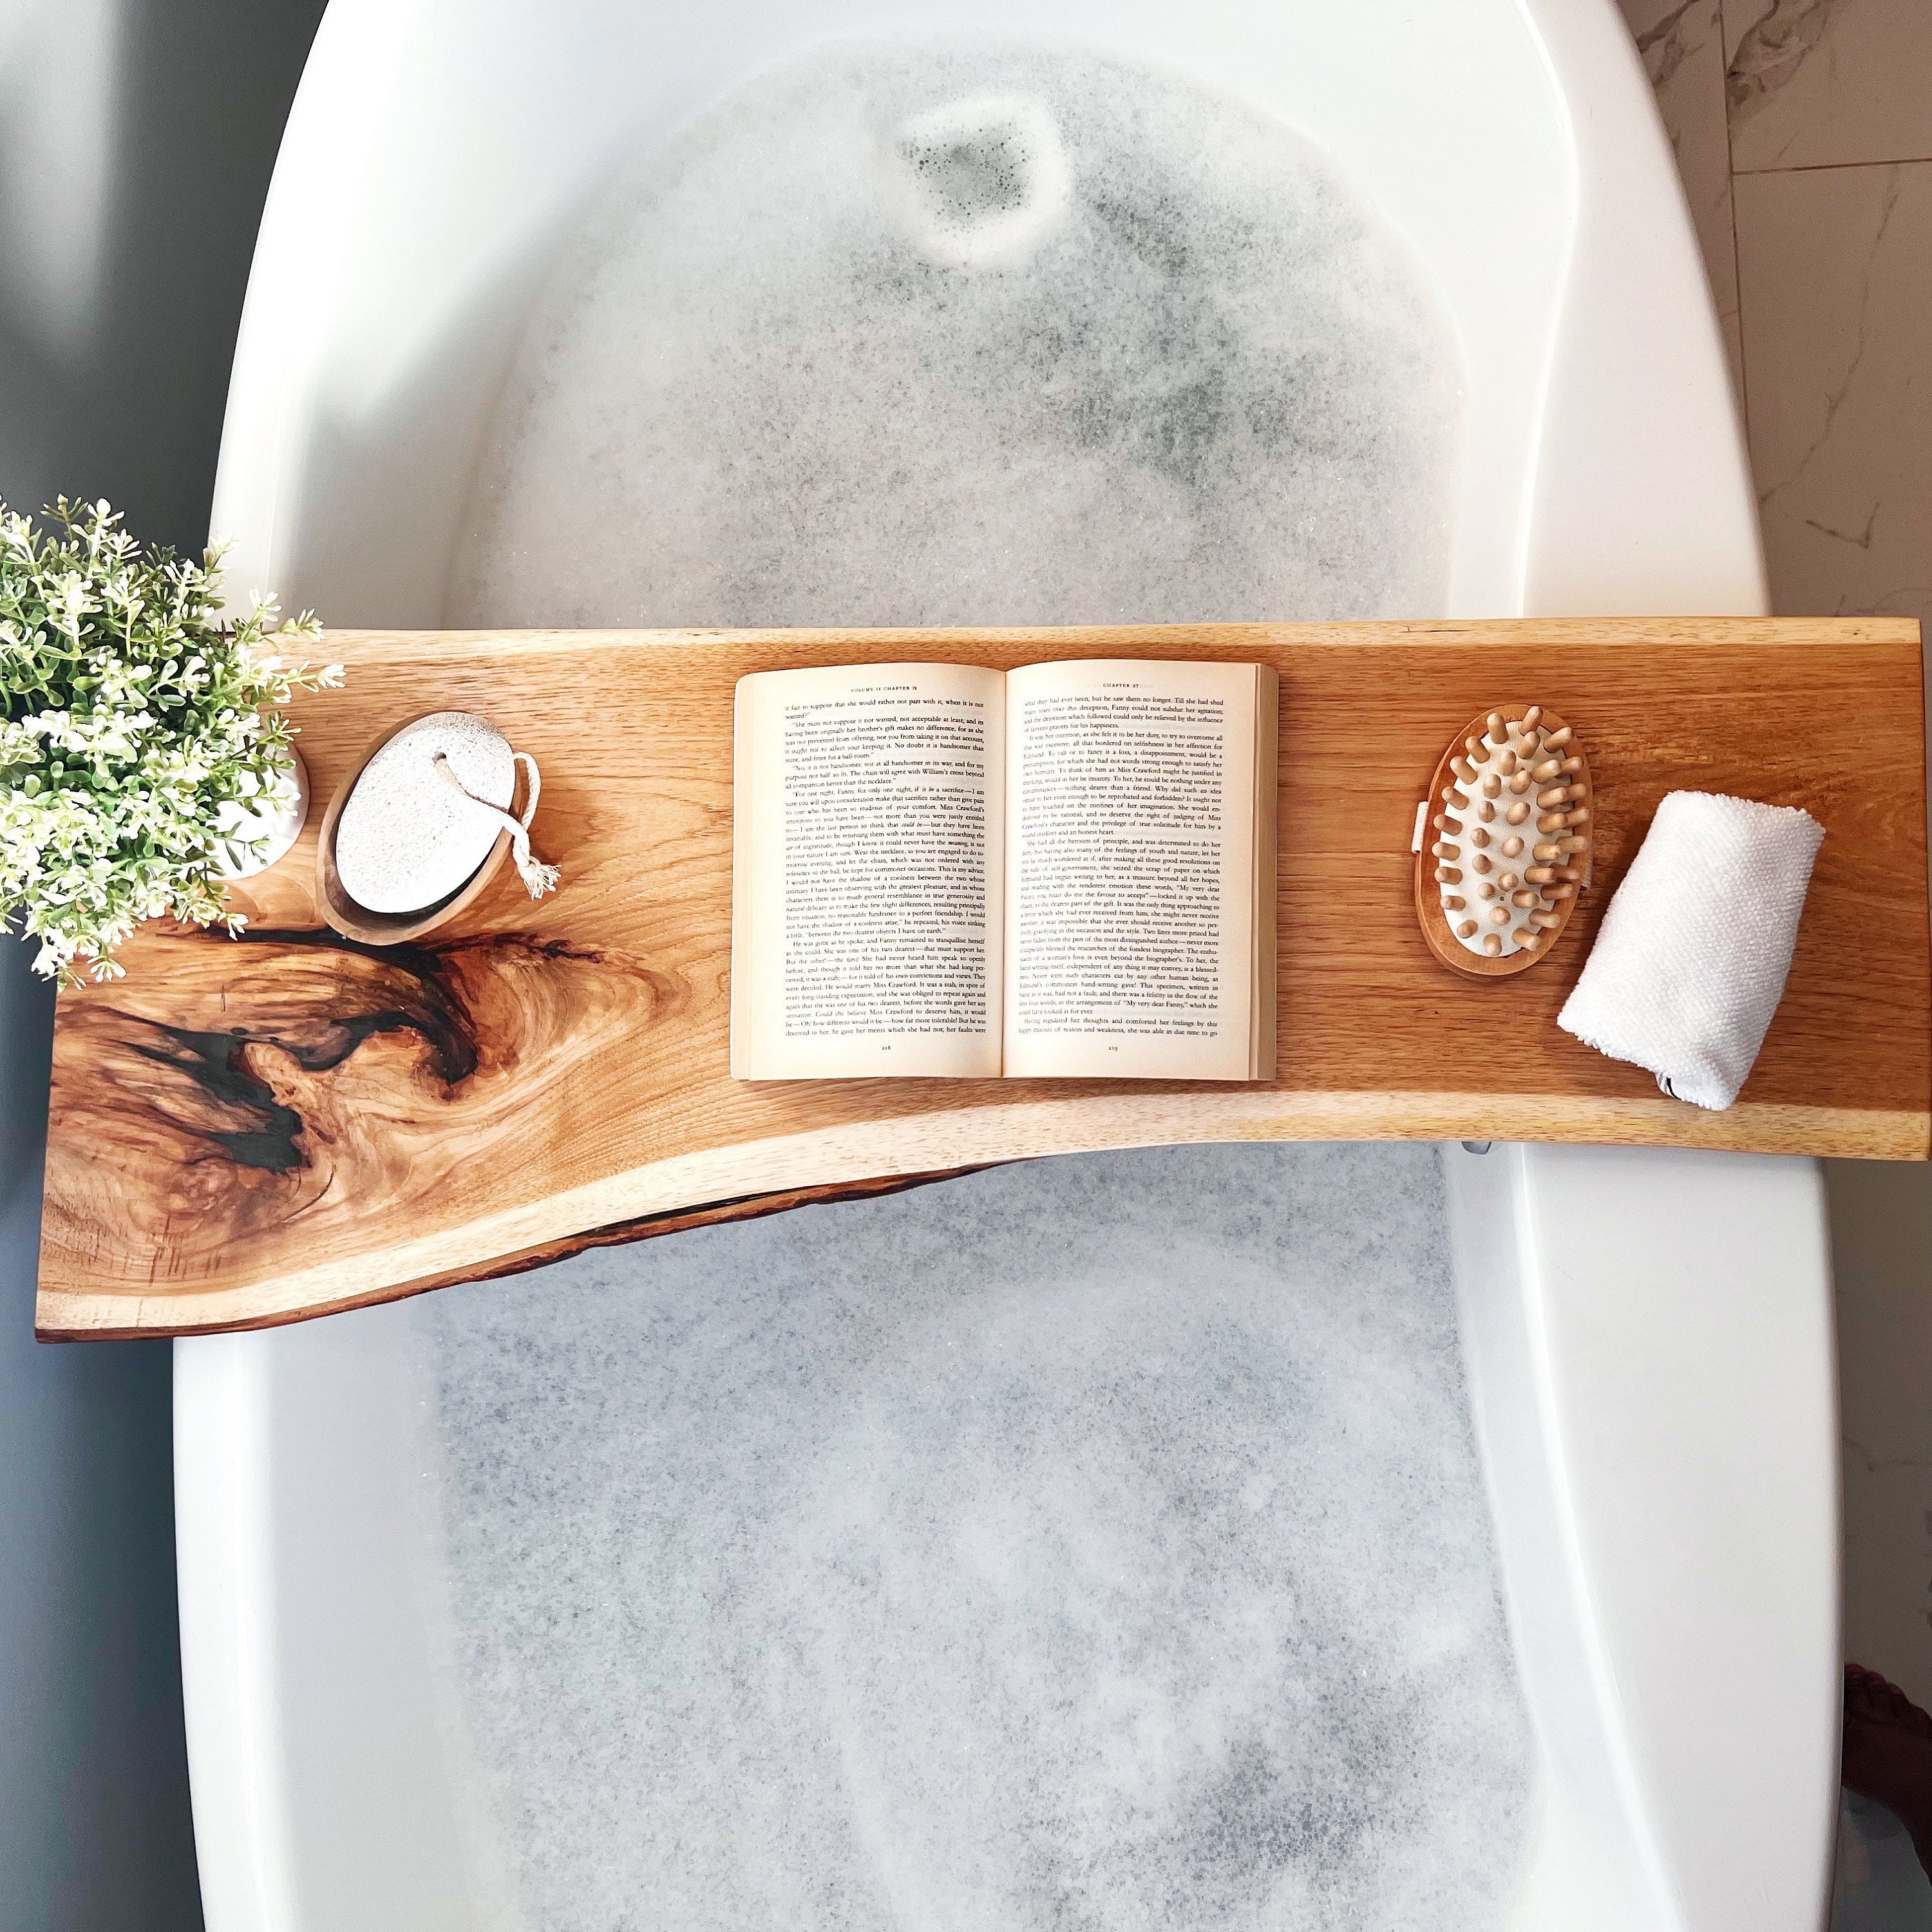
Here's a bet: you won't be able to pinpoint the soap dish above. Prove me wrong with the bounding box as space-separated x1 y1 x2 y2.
1413 705 1593 978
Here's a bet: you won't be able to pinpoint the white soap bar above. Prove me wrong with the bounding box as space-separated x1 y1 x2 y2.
333 711 515 914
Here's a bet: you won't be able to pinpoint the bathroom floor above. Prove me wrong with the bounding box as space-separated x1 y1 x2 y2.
1615 0 1932 1918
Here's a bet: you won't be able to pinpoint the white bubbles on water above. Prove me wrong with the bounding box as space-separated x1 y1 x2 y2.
436 46 1519 1927
419 1146 1533 1931
881 93 1072 269
452 44 1462 630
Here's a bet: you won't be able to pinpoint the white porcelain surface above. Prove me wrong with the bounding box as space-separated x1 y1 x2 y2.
211 743 309 879
1447 1143 1839 1932
181 3 1836 1928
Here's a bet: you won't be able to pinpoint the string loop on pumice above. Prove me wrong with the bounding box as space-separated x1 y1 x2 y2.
433 750 559 899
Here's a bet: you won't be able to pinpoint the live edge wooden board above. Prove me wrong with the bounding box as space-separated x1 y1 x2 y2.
35 618 1930 1341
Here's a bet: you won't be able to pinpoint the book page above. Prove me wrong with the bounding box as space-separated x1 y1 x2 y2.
1003 660 1262 1081
732 662 1005 1079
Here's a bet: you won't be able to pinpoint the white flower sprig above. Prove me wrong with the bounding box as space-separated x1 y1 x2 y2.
0 497 344 985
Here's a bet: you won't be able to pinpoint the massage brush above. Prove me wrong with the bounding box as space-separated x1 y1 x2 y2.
1413 705 1593 977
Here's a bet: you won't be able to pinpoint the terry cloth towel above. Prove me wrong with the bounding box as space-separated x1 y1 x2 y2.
1558 791 1825 1110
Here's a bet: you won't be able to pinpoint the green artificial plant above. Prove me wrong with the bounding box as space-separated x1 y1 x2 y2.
0 497 341 985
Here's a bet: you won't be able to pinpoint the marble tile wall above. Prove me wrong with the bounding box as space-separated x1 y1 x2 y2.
1618 0 1932 1718
1619 0 1747 398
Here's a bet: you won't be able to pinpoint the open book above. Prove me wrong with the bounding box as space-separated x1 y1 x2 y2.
732 659 1278 1081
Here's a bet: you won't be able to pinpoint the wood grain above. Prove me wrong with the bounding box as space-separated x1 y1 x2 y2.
35 618 1930 1341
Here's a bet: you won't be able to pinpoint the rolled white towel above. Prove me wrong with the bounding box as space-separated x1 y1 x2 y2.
1557 791 1825 1110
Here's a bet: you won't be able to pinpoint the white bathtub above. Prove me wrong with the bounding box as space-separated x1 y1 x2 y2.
179 3 1839 1928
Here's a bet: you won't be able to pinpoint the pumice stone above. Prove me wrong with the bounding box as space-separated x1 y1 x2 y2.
333 711 517 914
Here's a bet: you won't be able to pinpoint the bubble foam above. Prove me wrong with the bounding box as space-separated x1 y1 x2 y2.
452 44 1461 629
419 1145 1533 1929
437 47 1515 1926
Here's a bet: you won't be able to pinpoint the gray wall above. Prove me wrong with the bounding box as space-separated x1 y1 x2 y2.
0 4 327 1926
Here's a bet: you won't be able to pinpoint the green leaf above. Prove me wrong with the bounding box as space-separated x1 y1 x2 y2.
0 495 341 982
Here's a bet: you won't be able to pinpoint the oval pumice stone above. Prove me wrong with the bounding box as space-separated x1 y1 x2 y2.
333 710 516 914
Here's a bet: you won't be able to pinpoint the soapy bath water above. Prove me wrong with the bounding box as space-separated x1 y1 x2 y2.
433 43 1523 1931
452 44 1460 627
418 1147 1531 1931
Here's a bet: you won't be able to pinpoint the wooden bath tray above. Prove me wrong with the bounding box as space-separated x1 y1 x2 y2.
35 618 1929 1341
